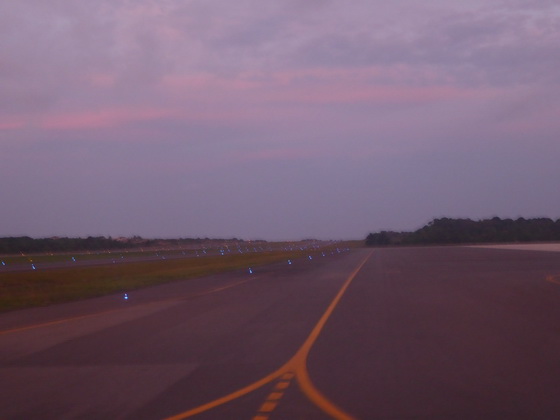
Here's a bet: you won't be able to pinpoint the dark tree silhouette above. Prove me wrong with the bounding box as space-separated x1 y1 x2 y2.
366 217 560 246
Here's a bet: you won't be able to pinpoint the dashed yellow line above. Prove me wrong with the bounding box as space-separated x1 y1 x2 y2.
259 401 277 412
164 251 372 420
268 391 283 400
164 369 284 420
252 373 295 420
275 380 291 391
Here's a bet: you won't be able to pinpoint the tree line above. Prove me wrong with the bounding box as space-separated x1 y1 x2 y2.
0 236 246 255
366 217 560 246
0 236 128 254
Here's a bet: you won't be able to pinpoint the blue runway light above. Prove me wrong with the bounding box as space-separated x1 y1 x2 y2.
249 268 253 274
1 261 5 266
31 264 36 270
288 260 292 265
72 257 76 262
308 256 313 260
124 293 128 300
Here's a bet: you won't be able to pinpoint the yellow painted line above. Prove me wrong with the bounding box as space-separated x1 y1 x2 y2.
275 381 290 390
253 377 293 419
164 368 284 420
259 401 277 412
287 254 371 420
268 392 283 400
296 361 354 420
0 278 253 336
291 254 369 359
164 251 372 420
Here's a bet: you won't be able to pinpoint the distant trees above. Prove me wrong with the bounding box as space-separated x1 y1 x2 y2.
0 236 128 254
365 231 392 246
365 217 560 246
0 236 247 255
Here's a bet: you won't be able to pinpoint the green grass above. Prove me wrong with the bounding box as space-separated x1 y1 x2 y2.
0 240 325 265
0 249 199 265
0 248 321 312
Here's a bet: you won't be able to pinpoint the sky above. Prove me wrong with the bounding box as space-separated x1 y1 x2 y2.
1 0 560 240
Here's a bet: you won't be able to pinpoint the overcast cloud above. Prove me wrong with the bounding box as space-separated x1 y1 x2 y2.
1 0 559 240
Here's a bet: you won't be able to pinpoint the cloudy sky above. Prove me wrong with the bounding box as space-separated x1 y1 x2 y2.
1 0 559 240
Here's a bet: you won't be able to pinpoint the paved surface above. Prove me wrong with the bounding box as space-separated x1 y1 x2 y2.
470 242 560 252
2 246 560 419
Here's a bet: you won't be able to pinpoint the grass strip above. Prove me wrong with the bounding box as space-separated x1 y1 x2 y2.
2 249 209 265
0 241 318 265
0 249 317 312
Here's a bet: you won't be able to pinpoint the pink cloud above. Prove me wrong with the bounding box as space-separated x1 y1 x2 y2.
258 67 497 104
86 73 117 88
30 67 503 135
262 84 471 104
161 74 262 92
162 68 496 109
38 103 296 133
0 118 25 130
40 107 178 130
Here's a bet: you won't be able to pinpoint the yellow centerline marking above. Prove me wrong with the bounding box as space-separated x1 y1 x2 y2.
258 401 277 412
268 392 283 400
0 278 253 336
164 251 372 420
252 374 294 419
275 381 290 390
165 369 284 420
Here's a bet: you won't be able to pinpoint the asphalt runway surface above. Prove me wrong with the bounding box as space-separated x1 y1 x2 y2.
2 246 560 419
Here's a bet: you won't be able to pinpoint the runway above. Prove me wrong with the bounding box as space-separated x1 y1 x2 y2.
2 246 560 419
